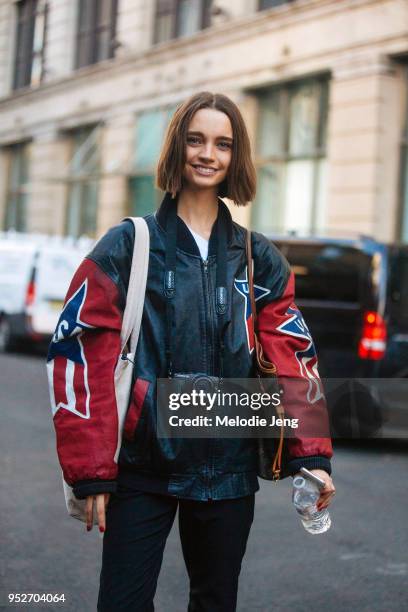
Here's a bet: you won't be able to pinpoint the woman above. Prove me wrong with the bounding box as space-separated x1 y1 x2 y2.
48 92 335 611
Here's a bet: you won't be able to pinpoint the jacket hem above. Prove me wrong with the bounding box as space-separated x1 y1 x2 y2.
73 479 117 500
283 455 332 477
117 468 259 501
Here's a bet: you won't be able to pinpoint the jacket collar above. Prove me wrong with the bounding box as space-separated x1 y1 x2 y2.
155 192 235 257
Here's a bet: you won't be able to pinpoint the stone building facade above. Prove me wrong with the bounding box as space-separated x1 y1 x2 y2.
0 0 407 241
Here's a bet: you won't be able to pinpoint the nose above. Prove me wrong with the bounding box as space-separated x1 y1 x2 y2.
198 141 215 162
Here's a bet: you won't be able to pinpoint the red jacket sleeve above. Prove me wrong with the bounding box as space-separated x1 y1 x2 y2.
46 257 123 497
255 245 333 475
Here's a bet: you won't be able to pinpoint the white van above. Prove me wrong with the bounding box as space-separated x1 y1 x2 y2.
0 232 93 352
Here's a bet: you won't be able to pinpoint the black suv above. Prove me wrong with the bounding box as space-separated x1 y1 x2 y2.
272 235 408 438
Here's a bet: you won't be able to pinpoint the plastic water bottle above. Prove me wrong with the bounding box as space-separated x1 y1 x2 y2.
292 470 331 535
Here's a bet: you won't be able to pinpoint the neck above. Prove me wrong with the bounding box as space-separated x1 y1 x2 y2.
177 187 219 239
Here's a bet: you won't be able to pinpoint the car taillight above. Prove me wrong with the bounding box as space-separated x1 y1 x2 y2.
25 280 36 307
358 311 387 360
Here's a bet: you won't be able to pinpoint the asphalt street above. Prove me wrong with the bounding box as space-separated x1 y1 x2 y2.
0 351 407 612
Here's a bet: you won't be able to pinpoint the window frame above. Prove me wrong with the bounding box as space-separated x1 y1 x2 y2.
13 0 48 91
253 76 329 235
258 0 294 11
75 0 119 70
65 125 101 238
128 106 177 216
3 142 30 232
154 0 212 45
399 65 408 243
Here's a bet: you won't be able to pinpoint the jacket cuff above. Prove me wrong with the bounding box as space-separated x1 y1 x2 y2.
73 479 117 500
284 455 332 478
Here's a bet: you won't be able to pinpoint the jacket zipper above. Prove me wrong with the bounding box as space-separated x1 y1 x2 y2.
202 258 216 375
202 257 217 497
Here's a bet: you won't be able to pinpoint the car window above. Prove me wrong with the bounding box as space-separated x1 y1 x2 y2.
35 248 86 300
0 247 34 279
274 243 372 303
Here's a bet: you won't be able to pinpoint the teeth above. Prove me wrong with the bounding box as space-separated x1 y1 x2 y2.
194 166 216 175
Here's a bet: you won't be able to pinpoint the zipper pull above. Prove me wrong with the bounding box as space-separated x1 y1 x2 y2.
203 259 208 273
121 352 134 364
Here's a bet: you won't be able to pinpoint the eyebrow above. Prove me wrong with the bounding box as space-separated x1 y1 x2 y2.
187 130 233 141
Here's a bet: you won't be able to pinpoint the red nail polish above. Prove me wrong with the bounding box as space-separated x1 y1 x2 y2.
99 526 105 533
86 526 91 532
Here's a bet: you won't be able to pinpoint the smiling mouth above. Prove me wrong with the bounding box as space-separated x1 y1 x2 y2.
192 165 218 176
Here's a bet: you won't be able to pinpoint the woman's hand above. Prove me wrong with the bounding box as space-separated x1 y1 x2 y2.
85 493 110 533
308 469 336 511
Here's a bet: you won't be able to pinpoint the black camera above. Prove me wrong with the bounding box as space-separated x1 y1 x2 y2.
172 373 220 395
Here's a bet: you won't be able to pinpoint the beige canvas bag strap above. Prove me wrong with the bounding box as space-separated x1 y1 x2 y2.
120 217 150 355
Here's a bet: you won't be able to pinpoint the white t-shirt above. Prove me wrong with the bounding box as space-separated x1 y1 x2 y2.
187 226 209 261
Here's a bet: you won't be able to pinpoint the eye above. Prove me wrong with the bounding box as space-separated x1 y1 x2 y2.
218 141 232 149
187 135 201 145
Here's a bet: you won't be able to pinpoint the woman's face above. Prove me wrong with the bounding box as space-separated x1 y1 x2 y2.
183 108 233 193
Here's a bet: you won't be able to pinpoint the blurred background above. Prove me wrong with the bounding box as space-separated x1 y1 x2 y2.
1 1 408 611
0 0 407 239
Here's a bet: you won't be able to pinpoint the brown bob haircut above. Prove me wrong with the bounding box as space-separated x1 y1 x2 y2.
156 91 256 206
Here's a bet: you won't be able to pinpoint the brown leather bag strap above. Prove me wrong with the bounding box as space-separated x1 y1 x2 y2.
271 423 284 479
246 230 278 378
246 230 258 333
246 229 284 481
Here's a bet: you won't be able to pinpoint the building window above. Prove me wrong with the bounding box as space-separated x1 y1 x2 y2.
129 107 176 216
75 0 118 69
4 143 29 232
13 0 47 91
259 0 294 10
252 78 329 235
154 0 212 44
401 68 408 243
66 126 100 237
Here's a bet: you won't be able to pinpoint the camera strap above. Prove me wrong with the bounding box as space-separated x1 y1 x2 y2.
215 204 228 380
164 198 229 379
164 201 177 377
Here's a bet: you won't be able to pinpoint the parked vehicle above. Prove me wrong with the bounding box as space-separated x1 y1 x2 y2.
0 232 93 352
272 235 408 438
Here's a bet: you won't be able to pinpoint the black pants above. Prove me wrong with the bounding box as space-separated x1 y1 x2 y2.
97 487 255 612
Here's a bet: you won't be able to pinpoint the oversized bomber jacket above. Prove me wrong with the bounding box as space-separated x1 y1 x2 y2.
47 193 333 501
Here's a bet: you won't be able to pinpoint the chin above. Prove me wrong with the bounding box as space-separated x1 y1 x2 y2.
185 173 225 192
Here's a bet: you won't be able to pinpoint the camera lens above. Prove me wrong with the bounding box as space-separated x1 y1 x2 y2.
192 375 216 394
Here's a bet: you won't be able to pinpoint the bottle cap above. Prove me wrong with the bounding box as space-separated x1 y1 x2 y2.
293 476 306 489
